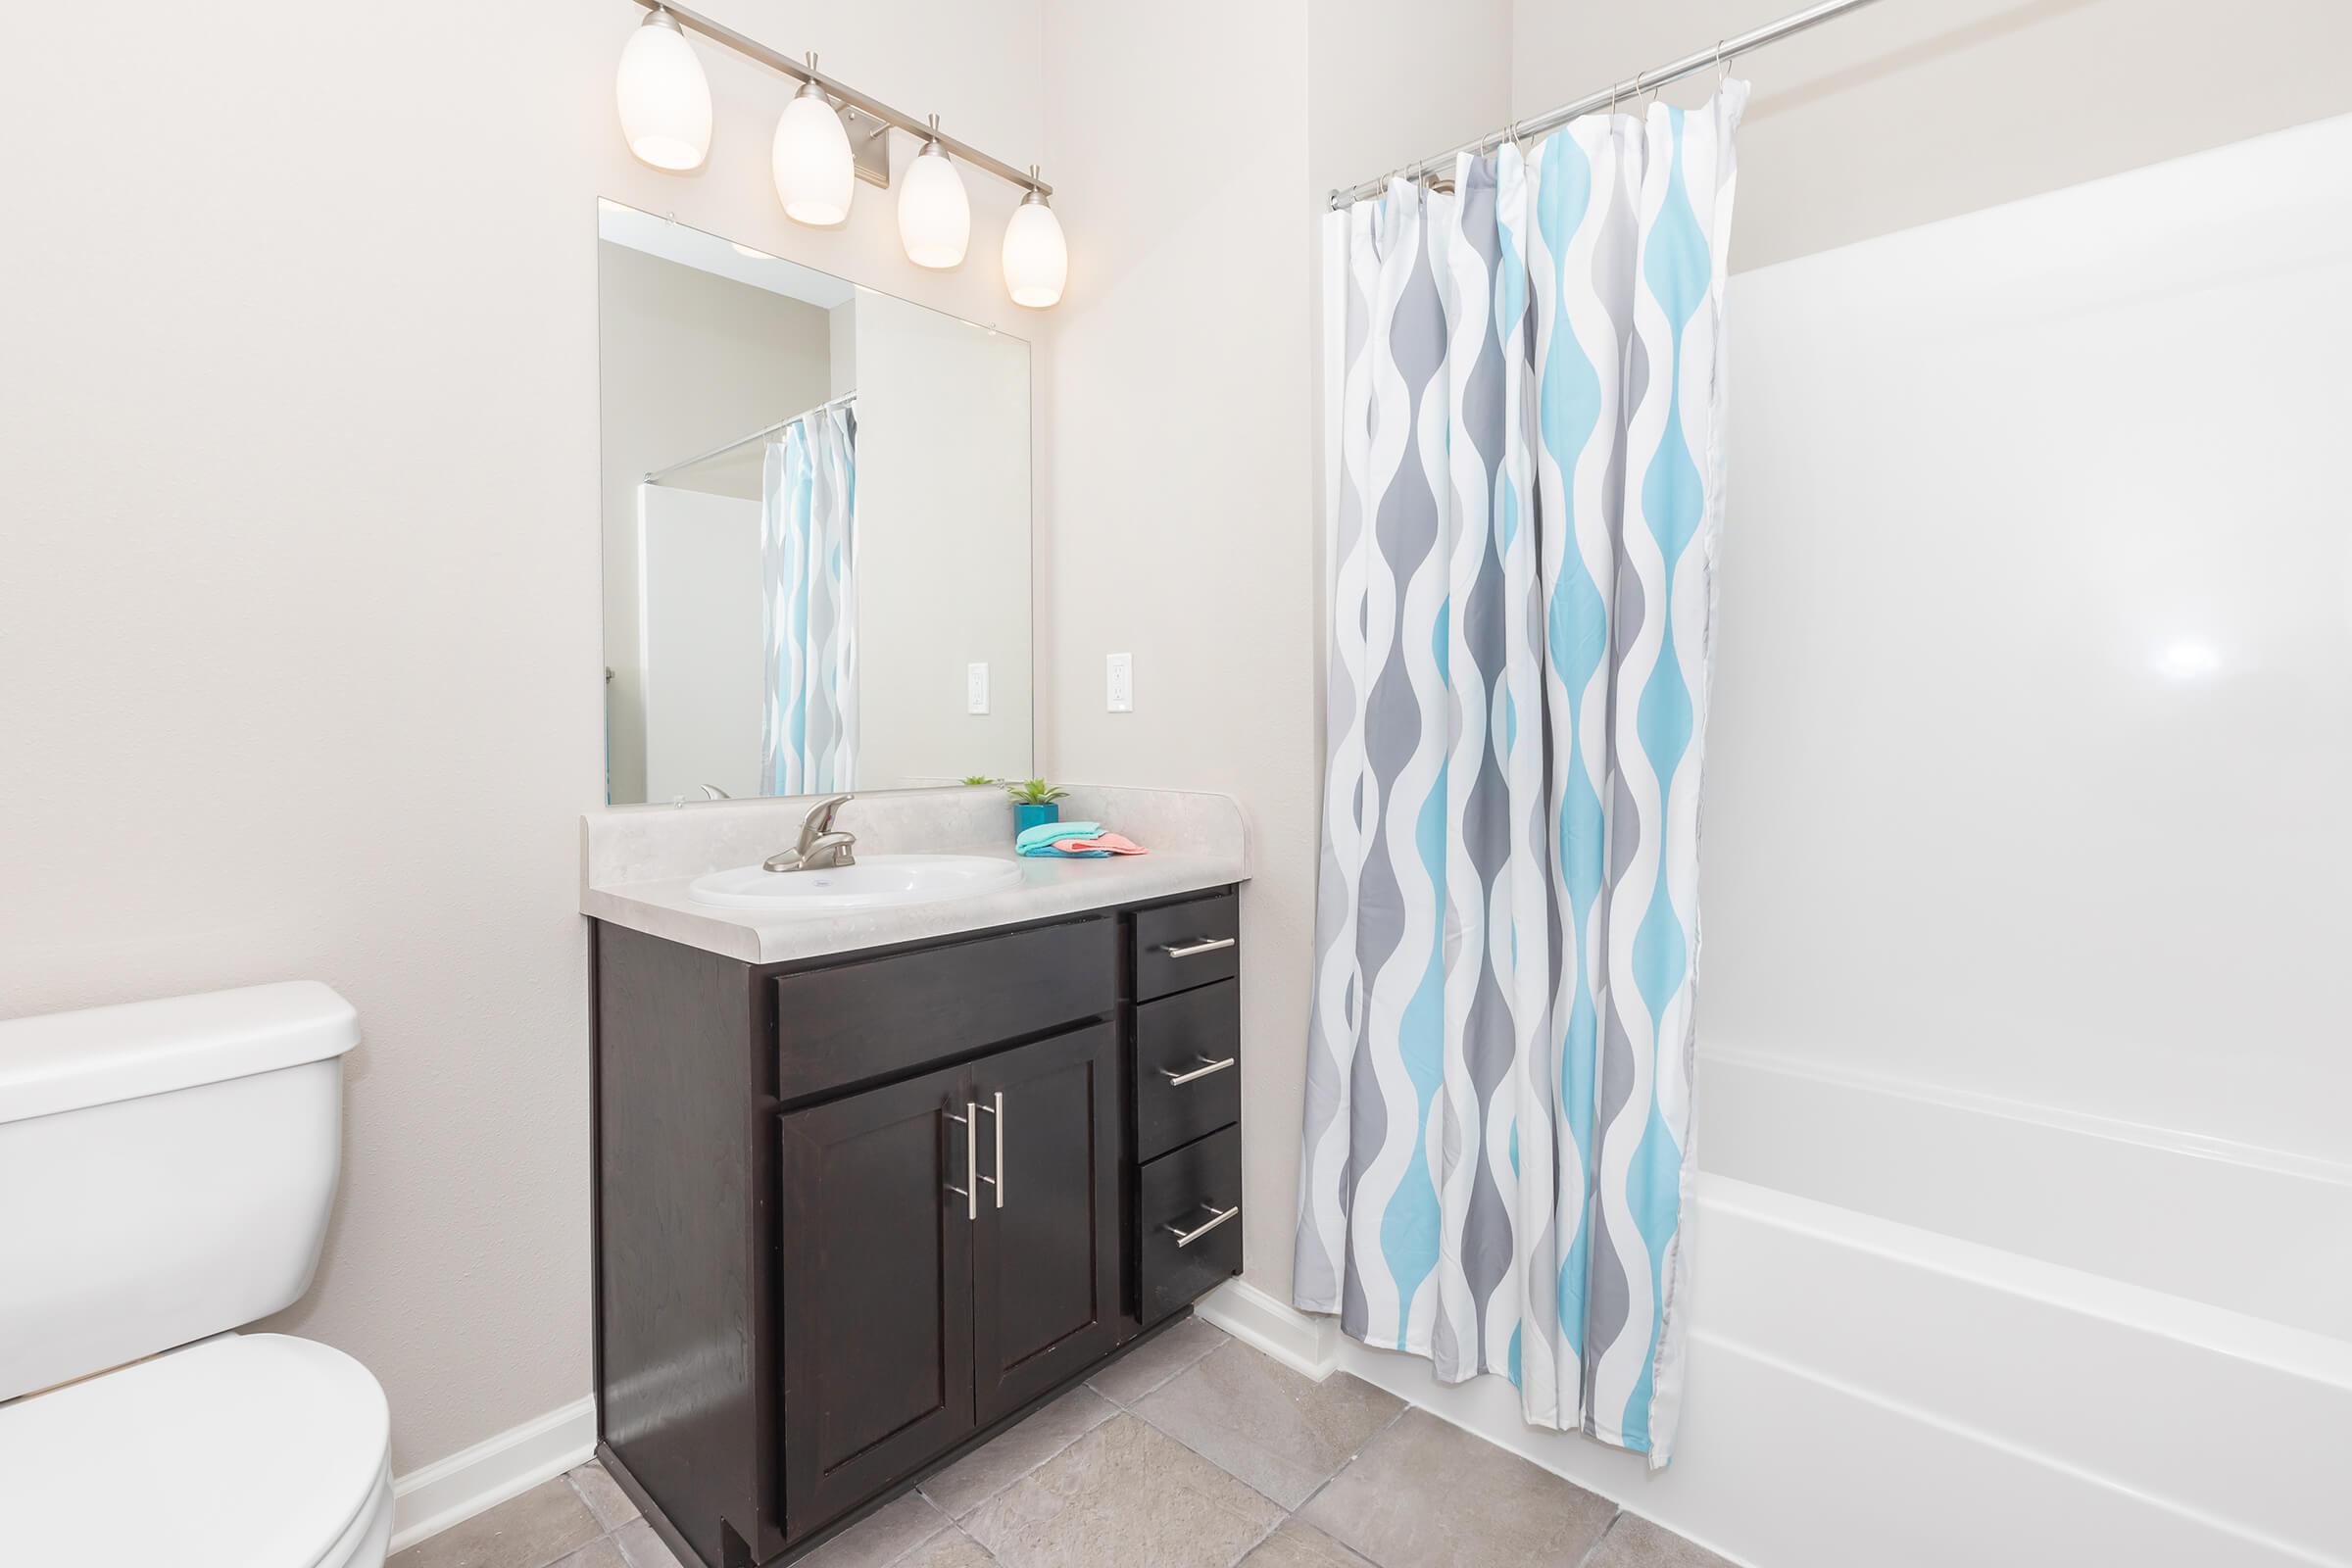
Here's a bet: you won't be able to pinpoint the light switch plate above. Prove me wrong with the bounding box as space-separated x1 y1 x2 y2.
1106 652 1134 712
966 662 990 714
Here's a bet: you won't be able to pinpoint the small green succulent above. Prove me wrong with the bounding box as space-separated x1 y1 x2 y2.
959 774 998 787
1004 778 1068 806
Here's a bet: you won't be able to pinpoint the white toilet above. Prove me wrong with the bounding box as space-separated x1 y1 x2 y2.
0 981 393 1568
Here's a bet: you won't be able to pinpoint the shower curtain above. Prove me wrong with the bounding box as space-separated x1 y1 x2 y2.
1294 85 1744 1465
760 403 858 795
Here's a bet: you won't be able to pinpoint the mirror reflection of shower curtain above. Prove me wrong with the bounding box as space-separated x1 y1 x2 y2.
760 403 858 795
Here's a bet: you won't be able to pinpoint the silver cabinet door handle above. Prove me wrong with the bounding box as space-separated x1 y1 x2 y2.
1163 1202 1240 1249
945 1101 978 1221
1158 1054 1237 1086
1159 936 1237 958
975 1090 1004 1208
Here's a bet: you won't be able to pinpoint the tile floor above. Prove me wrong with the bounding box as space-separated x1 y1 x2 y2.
389 1318 1736 1568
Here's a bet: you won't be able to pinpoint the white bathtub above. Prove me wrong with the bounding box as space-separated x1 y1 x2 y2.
1206 1048 2352 1567
1699 1046 2352 1341
1660 1047 2352 1566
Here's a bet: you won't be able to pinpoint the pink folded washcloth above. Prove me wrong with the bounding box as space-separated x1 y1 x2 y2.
1054 832 1147 856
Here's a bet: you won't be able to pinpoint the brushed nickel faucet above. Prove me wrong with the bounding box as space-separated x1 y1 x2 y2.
764 794 856 872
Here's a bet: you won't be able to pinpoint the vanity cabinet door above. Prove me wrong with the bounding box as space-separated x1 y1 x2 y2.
970 1023 1121 1425
776 1060 978 1537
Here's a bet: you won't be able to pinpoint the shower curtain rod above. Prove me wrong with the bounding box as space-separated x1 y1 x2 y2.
643 390 858 484
1328 0 1888 209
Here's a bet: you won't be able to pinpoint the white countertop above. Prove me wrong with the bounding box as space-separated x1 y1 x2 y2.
581 785 1249 964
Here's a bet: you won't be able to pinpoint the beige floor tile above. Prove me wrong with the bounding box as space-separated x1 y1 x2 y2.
921 1387 1119 1518
1134 1343 1403 1508
961 1412 1284 1568
565 1461 641 1532
1239 1519 1377 1567
1583 1514 1740 1568
388 1477 605 1568
549 1542 629 1568
611 1518 687 1568
899 1527 1001 1566
799 1489 953 1567
1298 1408 1616 1568
1085 1316 1228 1406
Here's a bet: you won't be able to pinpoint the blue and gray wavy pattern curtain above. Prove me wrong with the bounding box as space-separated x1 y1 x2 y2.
1295 85 1744 1465
760 403 858 795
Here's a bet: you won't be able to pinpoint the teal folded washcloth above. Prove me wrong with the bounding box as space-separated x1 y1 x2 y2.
1016 820 1109 858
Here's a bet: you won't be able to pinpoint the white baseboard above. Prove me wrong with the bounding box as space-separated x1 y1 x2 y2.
1195 1278 1338 1380
389 1395 599 1553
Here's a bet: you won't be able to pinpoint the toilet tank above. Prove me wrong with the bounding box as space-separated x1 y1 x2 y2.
0 982 360 1401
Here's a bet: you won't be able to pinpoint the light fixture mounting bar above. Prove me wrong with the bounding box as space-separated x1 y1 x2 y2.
629 0 1050 197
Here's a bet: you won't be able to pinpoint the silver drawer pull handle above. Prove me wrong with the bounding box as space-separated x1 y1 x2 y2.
1159 936 1237 959
1158 1054 1237 1086
945 1101 978 1221
976 1090 1005 1208
1163 1202 1240 1249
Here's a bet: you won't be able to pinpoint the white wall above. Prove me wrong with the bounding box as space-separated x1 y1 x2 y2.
638 487 764 804
850 290 1035 787
1706 114 2352 1162
1512 0 2352 271
600 240 833 804
0 0 1048 1477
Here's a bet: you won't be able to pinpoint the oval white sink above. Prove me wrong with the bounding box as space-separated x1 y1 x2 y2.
687 853 1022 912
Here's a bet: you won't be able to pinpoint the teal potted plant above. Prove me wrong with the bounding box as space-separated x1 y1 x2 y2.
1005 778 1068 837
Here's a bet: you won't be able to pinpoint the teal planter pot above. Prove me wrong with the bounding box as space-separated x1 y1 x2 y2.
1012 802 1060 837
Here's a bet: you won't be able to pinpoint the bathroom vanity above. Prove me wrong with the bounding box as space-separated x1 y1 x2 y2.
583 789 1248 1568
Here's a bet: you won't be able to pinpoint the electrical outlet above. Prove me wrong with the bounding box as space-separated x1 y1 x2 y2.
966 662 990 714
1105 652 1133 712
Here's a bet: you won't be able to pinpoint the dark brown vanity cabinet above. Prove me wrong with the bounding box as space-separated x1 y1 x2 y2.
592 887 1243 1568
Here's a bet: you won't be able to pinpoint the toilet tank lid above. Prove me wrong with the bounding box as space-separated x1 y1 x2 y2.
0 981 359 1124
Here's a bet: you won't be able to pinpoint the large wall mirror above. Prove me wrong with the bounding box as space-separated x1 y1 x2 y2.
598 200 1033 806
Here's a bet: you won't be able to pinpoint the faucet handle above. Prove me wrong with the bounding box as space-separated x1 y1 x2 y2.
799 793 854 852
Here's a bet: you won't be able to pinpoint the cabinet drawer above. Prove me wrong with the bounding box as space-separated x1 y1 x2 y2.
1132 891 1239 1002
1134 981 1240 1162
1137 1125 1243 1324
772 915 1117 1102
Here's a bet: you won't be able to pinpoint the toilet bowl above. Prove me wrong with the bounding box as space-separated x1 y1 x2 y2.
0 983 392 1568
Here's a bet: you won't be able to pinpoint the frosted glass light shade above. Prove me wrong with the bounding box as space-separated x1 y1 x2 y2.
772 83 855 225
614 11 710 172
1002 192 1066 309
897 142 971 269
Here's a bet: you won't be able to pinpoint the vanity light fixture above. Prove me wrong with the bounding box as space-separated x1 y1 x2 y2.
614 7 712 172
613 1 1062 306
1001 173 1067 309
772 60 856 226
897 118 971 269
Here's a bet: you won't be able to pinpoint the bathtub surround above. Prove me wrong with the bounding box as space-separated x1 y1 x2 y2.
1295 89 1745 1464
1254 103 2352 1568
